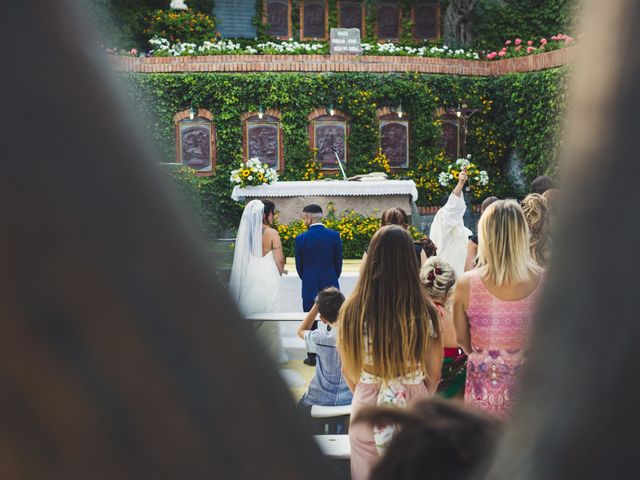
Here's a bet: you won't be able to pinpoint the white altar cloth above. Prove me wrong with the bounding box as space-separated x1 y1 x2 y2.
232 180 419 202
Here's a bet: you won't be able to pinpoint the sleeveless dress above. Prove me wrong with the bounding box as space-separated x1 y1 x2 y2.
238 251 288 365
464 271 541 420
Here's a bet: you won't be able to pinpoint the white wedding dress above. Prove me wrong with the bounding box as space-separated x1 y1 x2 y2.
229 200 288 365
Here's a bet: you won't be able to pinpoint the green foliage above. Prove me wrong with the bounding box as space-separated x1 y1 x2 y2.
162 163 207 230
122 69 567 234
145 9 217 44
471 0 581 50
252 0 267 41
83 0 215 49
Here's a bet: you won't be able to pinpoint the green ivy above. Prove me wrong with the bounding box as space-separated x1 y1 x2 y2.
471 0 581 50
121 68 567 234
252 0 267 41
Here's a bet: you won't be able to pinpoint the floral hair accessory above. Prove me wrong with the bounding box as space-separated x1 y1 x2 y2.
426 267 442 286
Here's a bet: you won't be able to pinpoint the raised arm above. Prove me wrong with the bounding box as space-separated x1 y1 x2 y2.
453 272 473 354
452 169 468 198
297 303 319 339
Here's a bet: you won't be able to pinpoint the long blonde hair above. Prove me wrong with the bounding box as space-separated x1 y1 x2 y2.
477 200 540 286
521 194 551 267
338 225 440 382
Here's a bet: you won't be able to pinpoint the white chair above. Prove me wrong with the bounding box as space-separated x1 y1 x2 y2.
311 404 352 434
314 434 351 459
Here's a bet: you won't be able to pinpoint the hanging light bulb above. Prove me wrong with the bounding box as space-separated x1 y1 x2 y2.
327 103 335 116
258 105 264 120
189 105 197 120
397 102 404 119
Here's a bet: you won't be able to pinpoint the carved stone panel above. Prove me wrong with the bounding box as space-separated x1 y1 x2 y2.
180 121 212 171
377 2 400 39
247 122 280 169
266 0 289 37
441 117 460 159
339 2 363 30
380 120 409 168
303 0 326 39
414 1 439 40
314 121 346 168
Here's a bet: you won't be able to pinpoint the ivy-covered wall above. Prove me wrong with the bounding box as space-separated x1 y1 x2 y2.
122 68 567 234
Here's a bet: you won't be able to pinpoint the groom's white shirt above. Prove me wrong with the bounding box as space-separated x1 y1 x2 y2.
429 192 472 279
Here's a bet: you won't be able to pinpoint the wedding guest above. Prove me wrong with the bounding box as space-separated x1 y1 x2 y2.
362 207 426 266
429 170 472 279
530 175 555 195
297 287 352 410
420 237 437 259
522 194 551 267
453 200 543 420
542 187 559 215
339 225 442 480
420 258 466 399
354 398 501 480
464 195 499 272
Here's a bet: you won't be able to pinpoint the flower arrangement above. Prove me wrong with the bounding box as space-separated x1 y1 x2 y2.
438 155 489 191
485 33 576 60
230 157 278 188
144 10 216 45
301 156 325 181
368 149 392 173
147 37 480 59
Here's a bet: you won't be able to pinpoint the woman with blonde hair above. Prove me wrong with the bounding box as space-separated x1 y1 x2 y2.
453 200 542 420
340 225 442 480
522 193 552 267
420 257 466 399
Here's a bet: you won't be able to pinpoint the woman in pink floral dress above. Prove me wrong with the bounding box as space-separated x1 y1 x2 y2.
453 200 543 421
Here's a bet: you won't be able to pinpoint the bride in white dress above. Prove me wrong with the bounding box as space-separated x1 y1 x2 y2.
229 199 288 364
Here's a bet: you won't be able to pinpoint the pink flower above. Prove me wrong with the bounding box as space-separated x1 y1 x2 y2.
527 40 533 46
515 45 522 51
565 36 575 44
130 48 138 56
540 38 547 45
498 50 506 57
505 39 512 45
486 52 498 59
551 35 558 41
527 46 535 53
515 38 522 45
540 44 545 50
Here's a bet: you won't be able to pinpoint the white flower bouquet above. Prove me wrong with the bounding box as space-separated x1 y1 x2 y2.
230 157 278 188
438 155 489 190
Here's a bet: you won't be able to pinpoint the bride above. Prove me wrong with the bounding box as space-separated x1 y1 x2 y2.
229 199 288 364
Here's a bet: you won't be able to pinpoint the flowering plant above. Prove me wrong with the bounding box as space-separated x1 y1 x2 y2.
368 149 392 173
230 157 278 188
144 10 216 45
438 155 489 190
485 33 576 60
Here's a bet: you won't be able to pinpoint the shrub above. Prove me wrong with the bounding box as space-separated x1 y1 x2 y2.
144 9 216 44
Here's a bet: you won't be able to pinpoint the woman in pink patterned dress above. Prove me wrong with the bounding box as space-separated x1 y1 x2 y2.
453 200 543 421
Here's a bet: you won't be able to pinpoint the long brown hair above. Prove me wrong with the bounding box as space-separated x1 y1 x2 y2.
338 225 440 382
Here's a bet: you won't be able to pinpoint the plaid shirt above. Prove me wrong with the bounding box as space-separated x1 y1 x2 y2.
300 326 352 407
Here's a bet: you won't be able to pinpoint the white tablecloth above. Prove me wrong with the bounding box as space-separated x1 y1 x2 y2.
232 180 418 202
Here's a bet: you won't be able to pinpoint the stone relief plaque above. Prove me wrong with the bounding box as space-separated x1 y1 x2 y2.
247 122 280 169
314 121 346 168
339 2 362 29
377 2 400 38
442 118 460 159
266 0 289 37
180 121 212 171
380 120 409 168
414 1 438 39
303 0 326 38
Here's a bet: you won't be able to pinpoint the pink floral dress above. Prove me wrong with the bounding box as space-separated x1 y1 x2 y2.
465 271 542 421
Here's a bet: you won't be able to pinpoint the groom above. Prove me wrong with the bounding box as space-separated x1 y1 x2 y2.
294 204 343 366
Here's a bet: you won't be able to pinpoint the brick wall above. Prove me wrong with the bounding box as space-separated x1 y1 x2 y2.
109 47 575 76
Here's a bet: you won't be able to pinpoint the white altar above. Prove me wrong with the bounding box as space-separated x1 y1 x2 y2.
231 180 419 224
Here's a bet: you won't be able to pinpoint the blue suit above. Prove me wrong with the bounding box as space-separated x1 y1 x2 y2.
294 224 343 311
